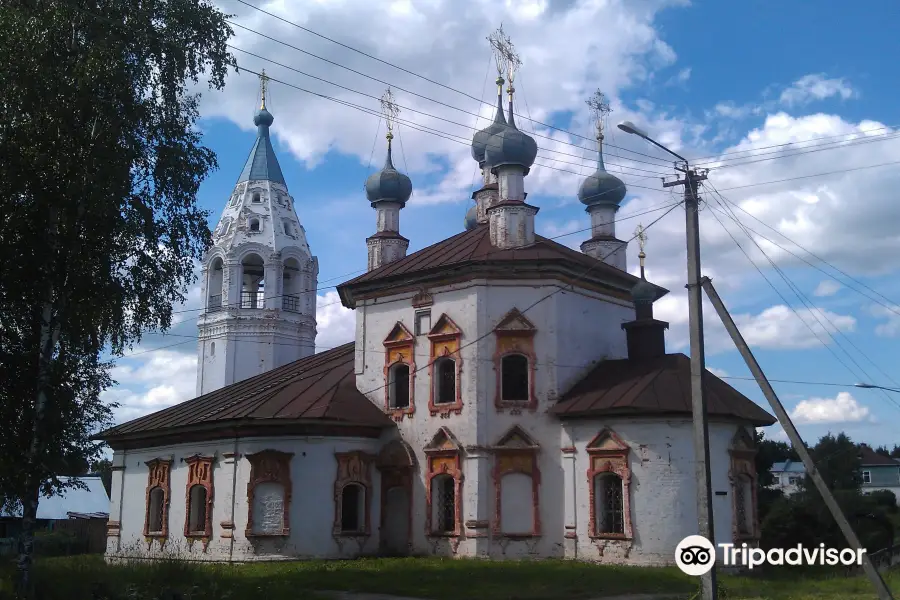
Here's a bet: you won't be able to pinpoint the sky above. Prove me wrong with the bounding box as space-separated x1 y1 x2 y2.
103 0 900 449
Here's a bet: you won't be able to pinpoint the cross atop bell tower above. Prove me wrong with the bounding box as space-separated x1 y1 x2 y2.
195 72 319 396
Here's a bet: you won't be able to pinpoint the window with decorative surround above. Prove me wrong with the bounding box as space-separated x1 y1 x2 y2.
144 458 173 538
383 322 416 421
333 451 374 536
493 308 538 412
586 429 632 540
729 427 759 542
424 427 463 537
246 450 293 537
183 455 214 541
427 314 463 417
492 426 541 537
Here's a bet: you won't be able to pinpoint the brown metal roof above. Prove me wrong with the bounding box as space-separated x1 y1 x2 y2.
858 445 900 466
97 343 393 448
551 353 776 426
337 223 667 308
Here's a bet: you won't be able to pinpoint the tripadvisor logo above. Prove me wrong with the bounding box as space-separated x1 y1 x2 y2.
675 535 867 575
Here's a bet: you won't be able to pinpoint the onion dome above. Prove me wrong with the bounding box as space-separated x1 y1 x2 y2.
464 205 477 231
365 133 412 206
631 250 656 304
483 91 538 174
578 136 626 207
253 107 274 129
471 77 508 164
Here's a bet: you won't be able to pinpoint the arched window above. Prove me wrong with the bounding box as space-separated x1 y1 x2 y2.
283 220 291 235
340 484 365 533
389 363 410 408
207 257 224 312
433 358 456 405
147 487 165 534
281 258 302 312
593 473 624 535
252 192 261 203
249 218 260 232
187 485 208 534
431 474 456 533
501 354 529 402
240 254 265 309
209 342 215 356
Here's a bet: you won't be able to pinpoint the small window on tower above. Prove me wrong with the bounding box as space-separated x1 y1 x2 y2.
249 218 260 232
252 192 261 203
283 220 291 235
415 310 431 336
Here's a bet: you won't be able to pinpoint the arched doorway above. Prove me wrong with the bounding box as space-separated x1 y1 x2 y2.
377 439 415 556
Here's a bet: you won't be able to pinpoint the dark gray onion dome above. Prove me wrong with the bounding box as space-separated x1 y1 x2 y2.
483 102 538 174
471 81 508 164
365 139 412 206
464 205 477 231
578 145 626 207
253 107 274 128
631 277 657 304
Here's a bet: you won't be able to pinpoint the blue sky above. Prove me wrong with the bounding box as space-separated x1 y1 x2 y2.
105 0 900 449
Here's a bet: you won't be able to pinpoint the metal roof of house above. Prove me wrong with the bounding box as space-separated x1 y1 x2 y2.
0 477 109 520
859 445 900 467
97 343 393 449
550 353 776 426
771 460 806 474
338 223 667 307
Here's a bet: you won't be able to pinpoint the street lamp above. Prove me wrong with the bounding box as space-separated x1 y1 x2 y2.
617 120 717 600
855 382 900 393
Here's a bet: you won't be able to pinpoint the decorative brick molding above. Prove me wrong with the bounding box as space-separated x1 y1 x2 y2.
491 426 541 538
183 455 214 542
245 450 293 538
729 427 759 542
411 289 434 308
383 322 416 421
492 308 538 412
143 458 172 539
376 439 415 553
424 427 464 537
333 451 375 536
427 314 464 417
106 521 121 537
586 429 632 540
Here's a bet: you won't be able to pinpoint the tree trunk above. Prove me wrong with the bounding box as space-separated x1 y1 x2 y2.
17 207 60 597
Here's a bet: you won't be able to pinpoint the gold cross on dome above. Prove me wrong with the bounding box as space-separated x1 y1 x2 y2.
634 223 648 253
259 69 270 110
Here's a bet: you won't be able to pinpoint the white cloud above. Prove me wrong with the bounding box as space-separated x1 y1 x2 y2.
316 290 356 350
105 350 198 423
790 391 871 424
813 279 841 297
871 304 900 337
779 74 857 107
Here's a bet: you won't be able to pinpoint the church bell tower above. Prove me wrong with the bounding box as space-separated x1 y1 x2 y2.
196 71 318 396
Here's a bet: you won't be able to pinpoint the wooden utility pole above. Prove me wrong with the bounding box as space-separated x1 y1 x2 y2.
702 277 895 600
664 168 716 600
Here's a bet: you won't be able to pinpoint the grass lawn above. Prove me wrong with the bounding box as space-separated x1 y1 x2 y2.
0 555 897 600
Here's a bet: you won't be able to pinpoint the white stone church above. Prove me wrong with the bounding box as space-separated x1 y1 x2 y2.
99 64 775 565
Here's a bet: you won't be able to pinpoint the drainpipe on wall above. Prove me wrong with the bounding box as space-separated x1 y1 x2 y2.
228 433 239 562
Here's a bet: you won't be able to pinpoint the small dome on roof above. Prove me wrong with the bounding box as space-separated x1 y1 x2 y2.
365 140 412 206
464 205 478 230
253 107 274 128
578 142 625 207
631 278 657 304
472 84 508 164
484 106 537 173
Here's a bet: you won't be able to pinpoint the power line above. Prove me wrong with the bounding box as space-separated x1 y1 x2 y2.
714 159 900 192
227 6 678 167
704 189 900 413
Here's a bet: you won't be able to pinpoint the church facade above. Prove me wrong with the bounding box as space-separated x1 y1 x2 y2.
99 65 775 565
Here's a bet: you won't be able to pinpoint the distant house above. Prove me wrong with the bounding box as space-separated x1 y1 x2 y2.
859 445 900 502
770 460 806 496
0 476 110 542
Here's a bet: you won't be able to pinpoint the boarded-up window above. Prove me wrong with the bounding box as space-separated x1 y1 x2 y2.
499 472 533 535
251 481 286 534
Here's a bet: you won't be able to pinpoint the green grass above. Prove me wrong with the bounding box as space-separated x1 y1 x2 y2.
0 555 897 600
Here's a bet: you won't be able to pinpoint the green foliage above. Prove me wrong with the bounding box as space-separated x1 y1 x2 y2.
754 428 797 521
869 490 898 514
0 0 233 515
804 432 862 492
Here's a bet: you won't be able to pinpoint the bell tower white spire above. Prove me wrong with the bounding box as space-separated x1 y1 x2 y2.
196 70 319 396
